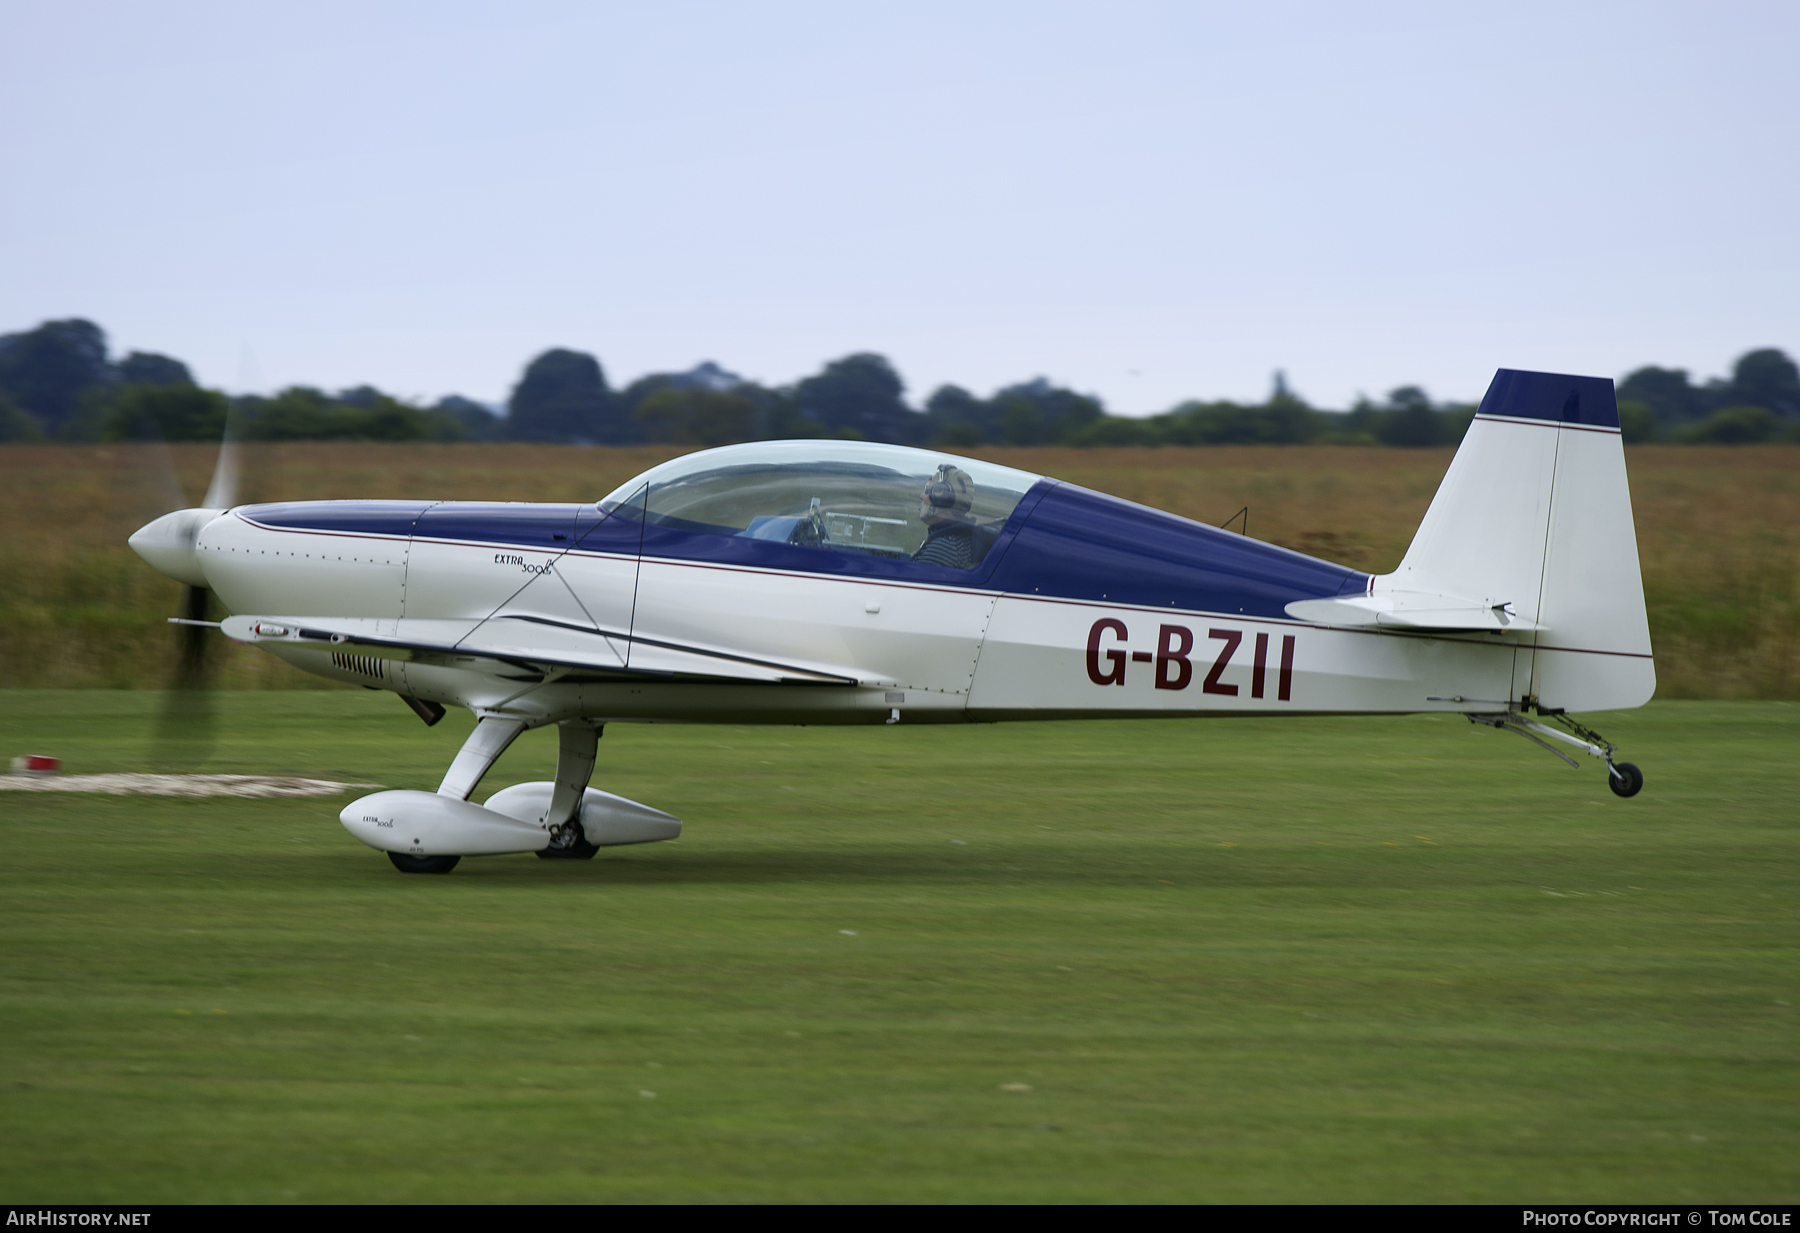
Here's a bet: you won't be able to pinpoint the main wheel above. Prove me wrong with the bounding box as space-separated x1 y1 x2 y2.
388 852 461 874
535 837 599 860
1607 762 1644 798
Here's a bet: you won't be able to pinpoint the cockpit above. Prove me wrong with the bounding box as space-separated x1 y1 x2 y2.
598 441 1043 570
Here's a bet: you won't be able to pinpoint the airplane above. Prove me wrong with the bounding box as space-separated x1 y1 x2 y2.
129 367 1653 874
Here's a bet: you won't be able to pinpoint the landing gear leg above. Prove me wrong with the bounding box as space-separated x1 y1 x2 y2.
385 715 527 875
438 715 527 801
1466 710 1644 797
537 720 602 860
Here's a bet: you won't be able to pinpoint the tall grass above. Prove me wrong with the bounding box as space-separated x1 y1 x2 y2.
2 441 1793 697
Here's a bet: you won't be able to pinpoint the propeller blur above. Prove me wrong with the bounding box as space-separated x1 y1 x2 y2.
129 369 1654 874
116 419 241 766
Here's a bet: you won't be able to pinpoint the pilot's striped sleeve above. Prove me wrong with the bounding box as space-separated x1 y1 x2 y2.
913 525 977 569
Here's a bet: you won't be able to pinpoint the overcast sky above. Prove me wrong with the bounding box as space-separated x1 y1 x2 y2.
3 1 1795 414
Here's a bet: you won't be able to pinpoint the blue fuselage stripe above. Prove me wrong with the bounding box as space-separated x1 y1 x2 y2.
238 485 1369 618
986 484 1366 619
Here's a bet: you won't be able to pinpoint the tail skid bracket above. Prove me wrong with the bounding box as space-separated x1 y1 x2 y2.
1465 710 1640 795
1466 711 1608 769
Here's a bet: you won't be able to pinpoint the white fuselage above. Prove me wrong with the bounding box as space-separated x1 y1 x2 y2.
153 404 1652 735
192 502 1537 728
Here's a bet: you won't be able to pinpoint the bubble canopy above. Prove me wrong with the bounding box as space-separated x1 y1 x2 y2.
598 441 1044 569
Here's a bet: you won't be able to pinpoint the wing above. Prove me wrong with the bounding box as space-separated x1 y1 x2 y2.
219 615 859 686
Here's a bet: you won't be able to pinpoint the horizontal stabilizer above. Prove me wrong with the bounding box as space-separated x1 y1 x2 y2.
1285 591 1543 632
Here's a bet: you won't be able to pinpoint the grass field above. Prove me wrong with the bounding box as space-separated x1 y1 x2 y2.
1 691 1794 1202
3 441 1797 697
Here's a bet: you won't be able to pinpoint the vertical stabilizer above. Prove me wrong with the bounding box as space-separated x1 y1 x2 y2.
1384 370 1654 713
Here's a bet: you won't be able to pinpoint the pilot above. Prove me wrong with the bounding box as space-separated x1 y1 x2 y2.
912 464 978 568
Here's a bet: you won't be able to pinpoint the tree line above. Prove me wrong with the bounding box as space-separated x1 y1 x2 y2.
2 318 1795 449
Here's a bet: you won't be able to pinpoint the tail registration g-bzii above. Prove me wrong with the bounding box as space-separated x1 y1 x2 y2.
130 368 1653 873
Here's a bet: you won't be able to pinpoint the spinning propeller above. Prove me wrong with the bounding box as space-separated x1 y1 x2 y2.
121 412 242 767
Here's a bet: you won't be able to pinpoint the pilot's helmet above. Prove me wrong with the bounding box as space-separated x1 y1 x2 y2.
923 464 975 522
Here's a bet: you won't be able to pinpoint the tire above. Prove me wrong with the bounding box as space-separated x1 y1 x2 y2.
1607 762 1644 798
388 851 461 874
536 837 599 860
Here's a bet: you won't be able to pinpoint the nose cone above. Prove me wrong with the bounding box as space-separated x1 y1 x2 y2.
129 508 220 587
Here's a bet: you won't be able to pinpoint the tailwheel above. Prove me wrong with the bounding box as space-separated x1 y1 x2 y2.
1607 762 1644 799
388 852 461 874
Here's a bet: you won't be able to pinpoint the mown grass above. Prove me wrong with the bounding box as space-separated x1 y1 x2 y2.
0 691 1795 1202
1 442 1796 696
